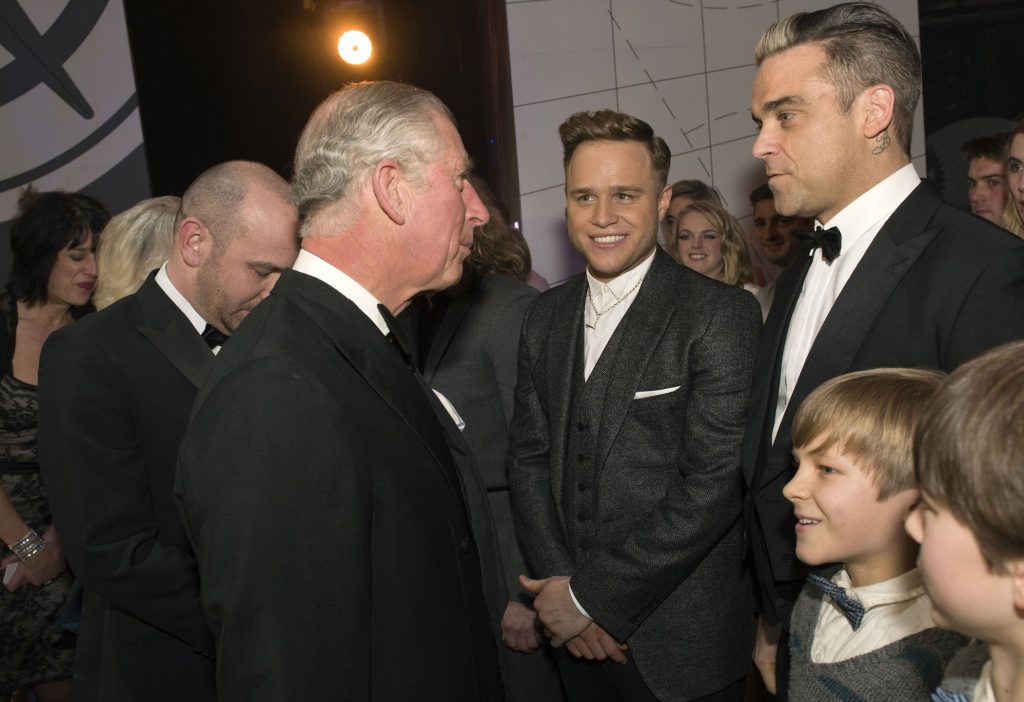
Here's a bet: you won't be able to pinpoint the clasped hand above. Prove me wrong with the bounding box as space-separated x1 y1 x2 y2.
519 574 628 663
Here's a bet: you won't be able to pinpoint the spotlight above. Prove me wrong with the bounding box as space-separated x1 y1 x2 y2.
338 30 372 64
305 0 384 67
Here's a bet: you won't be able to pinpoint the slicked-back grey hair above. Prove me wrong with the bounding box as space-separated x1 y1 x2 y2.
292 81 454 237
755 2 921 158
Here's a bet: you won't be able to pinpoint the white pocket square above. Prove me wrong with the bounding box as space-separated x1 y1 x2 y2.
633 386 680 400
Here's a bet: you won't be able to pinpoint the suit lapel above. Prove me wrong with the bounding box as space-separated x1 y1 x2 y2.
134 276 214 389
423 293 473 380
274 271 465 500
764 183 941 485
546 279 587 492
742 254 811 486
594 252 675 474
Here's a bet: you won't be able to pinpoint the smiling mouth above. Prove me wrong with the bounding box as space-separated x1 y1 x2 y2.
593 234 626 244
794 514 821 529
687 253 708 260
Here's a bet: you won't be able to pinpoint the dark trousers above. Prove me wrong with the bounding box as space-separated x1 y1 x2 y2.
557 651 746 702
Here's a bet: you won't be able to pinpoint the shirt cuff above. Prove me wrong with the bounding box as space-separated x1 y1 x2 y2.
568 582 593 621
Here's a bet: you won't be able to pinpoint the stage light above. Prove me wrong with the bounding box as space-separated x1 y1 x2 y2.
338 29 372 64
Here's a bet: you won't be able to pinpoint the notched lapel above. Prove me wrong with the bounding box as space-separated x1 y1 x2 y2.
423 294 473 379
138 319 214 389
133 277 214 389
544 281 586 482
594 258 673 474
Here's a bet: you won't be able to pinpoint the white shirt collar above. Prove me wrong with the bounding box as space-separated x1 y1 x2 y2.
833 567 926 609
291 249 389 336
818 163 921 253
585 247 656 302
154 263 207 335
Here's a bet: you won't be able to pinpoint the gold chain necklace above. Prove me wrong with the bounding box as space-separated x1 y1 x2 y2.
585 279 642 329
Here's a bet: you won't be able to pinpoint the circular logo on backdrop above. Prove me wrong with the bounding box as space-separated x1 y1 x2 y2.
0 0 141 197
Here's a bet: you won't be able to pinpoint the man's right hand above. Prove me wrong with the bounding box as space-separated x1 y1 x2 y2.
502 600 542 653
565 623 628 664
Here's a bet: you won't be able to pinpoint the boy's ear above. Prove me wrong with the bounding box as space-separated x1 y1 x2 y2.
1010 561 1024 615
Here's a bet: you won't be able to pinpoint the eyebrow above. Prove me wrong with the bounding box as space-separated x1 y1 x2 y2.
753 95 809 122
569 184 644 194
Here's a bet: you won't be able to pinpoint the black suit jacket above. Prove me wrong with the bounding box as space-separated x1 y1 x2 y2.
421 275 538 597
744 181 1024 627
509 249 762 701
38 275 217 702
417 275 564 702
174 269 502 702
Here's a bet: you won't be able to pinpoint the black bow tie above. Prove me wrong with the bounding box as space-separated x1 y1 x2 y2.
794 226 842 264
201 324 228 350
377 304 414 370
807 572 865 629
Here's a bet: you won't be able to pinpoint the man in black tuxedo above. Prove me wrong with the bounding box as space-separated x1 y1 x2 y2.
38 161 300 702
175 82 503 701
744 3 1024 695
509 110 761 701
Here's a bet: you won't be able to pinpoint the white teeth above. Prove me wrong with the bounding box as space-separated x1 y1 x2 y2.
798 518 819 525
594 235 625 243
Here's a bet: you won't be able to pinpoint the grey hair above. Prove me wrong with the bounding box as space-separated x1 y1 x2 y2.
93 196 179 309
292 81 454 237
754 2 921 157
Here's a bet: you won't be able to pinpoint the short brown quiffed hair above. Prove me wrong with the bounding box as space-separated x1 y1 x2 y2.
792 367 945 499
914 341 1024 570
755 2 921 158
558 110 671 188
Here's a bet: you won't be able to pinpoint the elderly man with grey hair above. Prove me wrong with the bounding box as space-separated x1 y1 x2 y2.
175 81 502 701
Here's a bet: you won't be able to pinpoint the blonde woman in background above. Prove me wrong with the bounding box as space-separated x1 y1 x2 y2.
675 200 756 292
92 196 179 310
1004 119 1024 238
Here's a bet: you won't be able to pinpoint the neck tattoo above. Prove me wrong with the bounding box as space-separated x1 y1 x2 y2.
585 279 642 330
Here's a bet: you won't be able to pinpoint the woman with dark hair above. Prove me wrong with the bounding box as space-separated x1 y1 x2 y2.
0 188 107 702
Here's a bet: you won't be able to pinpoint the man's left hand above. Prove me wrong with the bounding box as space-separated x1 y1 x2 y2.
520 574 591 646
566 623 628 663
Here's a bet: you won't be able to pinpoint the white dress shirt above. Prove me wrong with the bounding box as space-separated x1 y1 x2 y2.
810 567 935 663
773 164 921 439
583 248 656 380
971 661 996 702
154 263 220 353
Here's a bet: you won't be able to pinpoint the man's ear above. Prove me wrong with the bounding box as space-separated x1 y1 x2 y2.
860 84 896 140
372 158 407 226
658 184 673 221
178 217 211 269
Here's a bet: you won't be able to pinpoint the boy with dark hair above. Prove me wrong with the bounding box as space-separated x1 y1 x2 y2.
907 341 1024 702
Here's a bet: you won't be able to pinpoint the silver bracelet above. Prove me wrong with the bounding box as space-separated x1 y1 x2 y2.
8 529 47 562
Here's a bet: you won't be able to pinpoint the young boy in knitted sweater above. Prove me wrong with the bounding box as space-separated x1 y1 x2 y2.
767 368 968 699
907 342 1024 702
